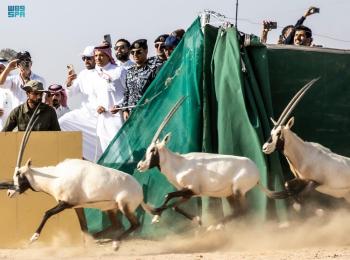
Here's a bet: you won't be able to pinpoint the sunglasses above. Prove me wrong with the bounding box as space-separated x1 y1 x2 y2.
46 92 61 97
82 56 93 61
130 50 143 56
155 43 165 50
114 45 127 51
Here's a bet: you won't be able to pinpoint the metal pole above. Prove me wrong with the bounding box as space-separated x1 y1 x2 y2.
235 0 239 28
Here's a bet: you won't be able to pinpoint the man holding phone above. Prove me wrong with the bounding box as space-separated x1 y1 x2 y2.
281 6 319 45
0 51 46 109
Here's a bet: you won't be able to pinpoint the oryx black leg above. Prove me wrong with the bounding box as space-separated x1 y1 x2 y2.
221 191 246 224
93 209 123 239
155 189 194 215
173 204 201 224
285 179 319 203
116 206 140 243
107 209 122 230
75 208 88 233
35 201 72 236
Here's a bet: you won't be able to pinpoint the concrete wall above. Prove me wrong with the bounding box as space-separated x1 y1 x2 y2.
0 131 83 248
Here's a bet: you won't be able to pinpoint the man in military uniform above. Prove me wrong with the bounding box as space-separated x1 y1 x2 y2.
149 34 169 65
122 39 164 120
2 80 60 131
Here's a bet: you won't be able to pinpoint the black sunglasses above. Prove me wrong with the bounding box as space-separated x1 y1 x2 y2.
130 50 143 56
155 43 165 49
114 45 127 51
82 56 93 61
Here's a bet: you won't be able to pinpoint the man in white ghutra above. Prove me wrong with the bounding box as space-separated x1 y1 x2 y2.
93 43 127 151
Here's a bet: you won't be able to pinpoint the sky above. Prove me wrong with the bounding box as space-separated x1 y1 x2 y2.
0 0 349 87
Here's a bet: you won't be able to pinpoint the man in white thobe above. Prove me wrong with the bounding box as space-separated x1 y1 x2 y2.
93 43 126 151
59 46 102 161
0 60 13 129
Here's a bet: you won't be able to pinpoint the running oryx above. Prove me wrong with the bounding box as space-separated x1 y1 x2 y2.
262 78 350 203
2 104 156 250
137 97 281 225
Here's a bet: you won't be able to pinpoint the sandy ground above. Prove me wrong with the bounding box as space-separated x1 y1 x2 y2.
2 208 350 260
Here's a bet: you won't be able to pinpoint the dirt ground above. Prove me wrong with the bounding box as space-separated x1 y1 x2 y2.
2 208 350 260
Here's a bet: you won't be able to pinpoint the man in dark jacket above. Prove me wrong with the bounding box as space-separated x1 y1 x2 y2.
2 80 60 131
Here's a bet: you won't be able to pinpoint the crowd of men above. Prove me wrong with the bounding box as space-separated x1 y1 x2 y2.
0 29 184 161
0 12 319 161
261 6 319 47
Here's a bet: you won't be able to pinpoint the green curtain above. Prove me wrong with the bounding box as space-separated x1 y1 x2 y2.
86 18 205 237
84 20 350 237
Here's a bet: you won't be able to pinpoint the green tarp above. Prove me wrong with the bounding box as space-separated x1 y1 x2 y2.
266 45 350 178
85 19 350 237
85 19 284 236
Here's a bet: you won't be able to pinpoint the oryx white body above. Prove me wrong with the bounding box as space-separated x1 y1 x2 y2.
13 159 144 211
263 117 350 200
145 144 260 198
9 158 153 249
137 133 265 223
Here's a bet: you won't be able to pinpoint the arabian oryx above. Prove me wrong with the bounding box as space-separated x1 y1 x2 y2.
262 78 350 204
3 104 155 250
137 97 281 225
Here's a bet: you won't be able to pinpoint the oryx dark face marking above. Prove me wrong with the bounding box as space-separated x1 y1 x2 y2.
149 147 160 171
275 131 285 151
17 174 34 194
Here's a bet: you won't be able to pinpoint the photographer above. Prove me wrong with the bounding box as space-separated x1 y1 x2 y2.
0 51 46 110
261 20 277 44
282 6 319 45
261 6 319 45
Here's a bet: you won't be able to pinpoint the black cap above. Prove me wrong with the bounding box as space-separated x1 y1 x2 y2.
16 51 31 61
130 39 148 50
154 34 169 43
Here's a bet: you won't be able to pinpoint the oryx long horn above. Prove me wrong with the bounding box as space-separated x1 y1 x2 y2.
15 104 41 169
276 77 320 126
151 96 186 143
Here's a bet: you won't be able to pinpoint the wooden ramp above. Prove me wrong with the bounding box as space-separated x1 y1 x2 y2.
0 131 83 248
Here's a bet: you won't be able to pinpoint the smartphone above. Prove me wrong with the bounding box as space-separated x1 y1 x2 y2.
311 7 320 13
266 21 277 30
104 34 112 47
67 64 75 75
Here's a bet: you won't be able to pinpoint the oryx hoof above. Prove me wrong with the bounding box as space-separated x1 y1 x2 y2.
292 202 301 212
215 223 224 231
112 240 121 251
278 221 290 229
206 225 215 232
29 233 40 243
315 208 324 217
152 215 160 224
192 216 202 226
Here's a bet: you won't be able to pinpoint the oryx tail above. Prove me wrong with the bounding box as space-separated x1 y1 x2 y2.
257 182 291 199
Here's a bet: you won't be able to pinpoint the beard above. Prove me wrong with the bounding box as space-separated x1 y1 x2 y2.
116 52 129 61
52 99 60 108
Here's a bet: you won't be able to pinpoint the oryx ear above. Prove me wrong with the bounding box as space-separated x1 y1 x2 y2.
286 117 294 128
162 133 172 144
25 158 32 168
270 117 277 126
